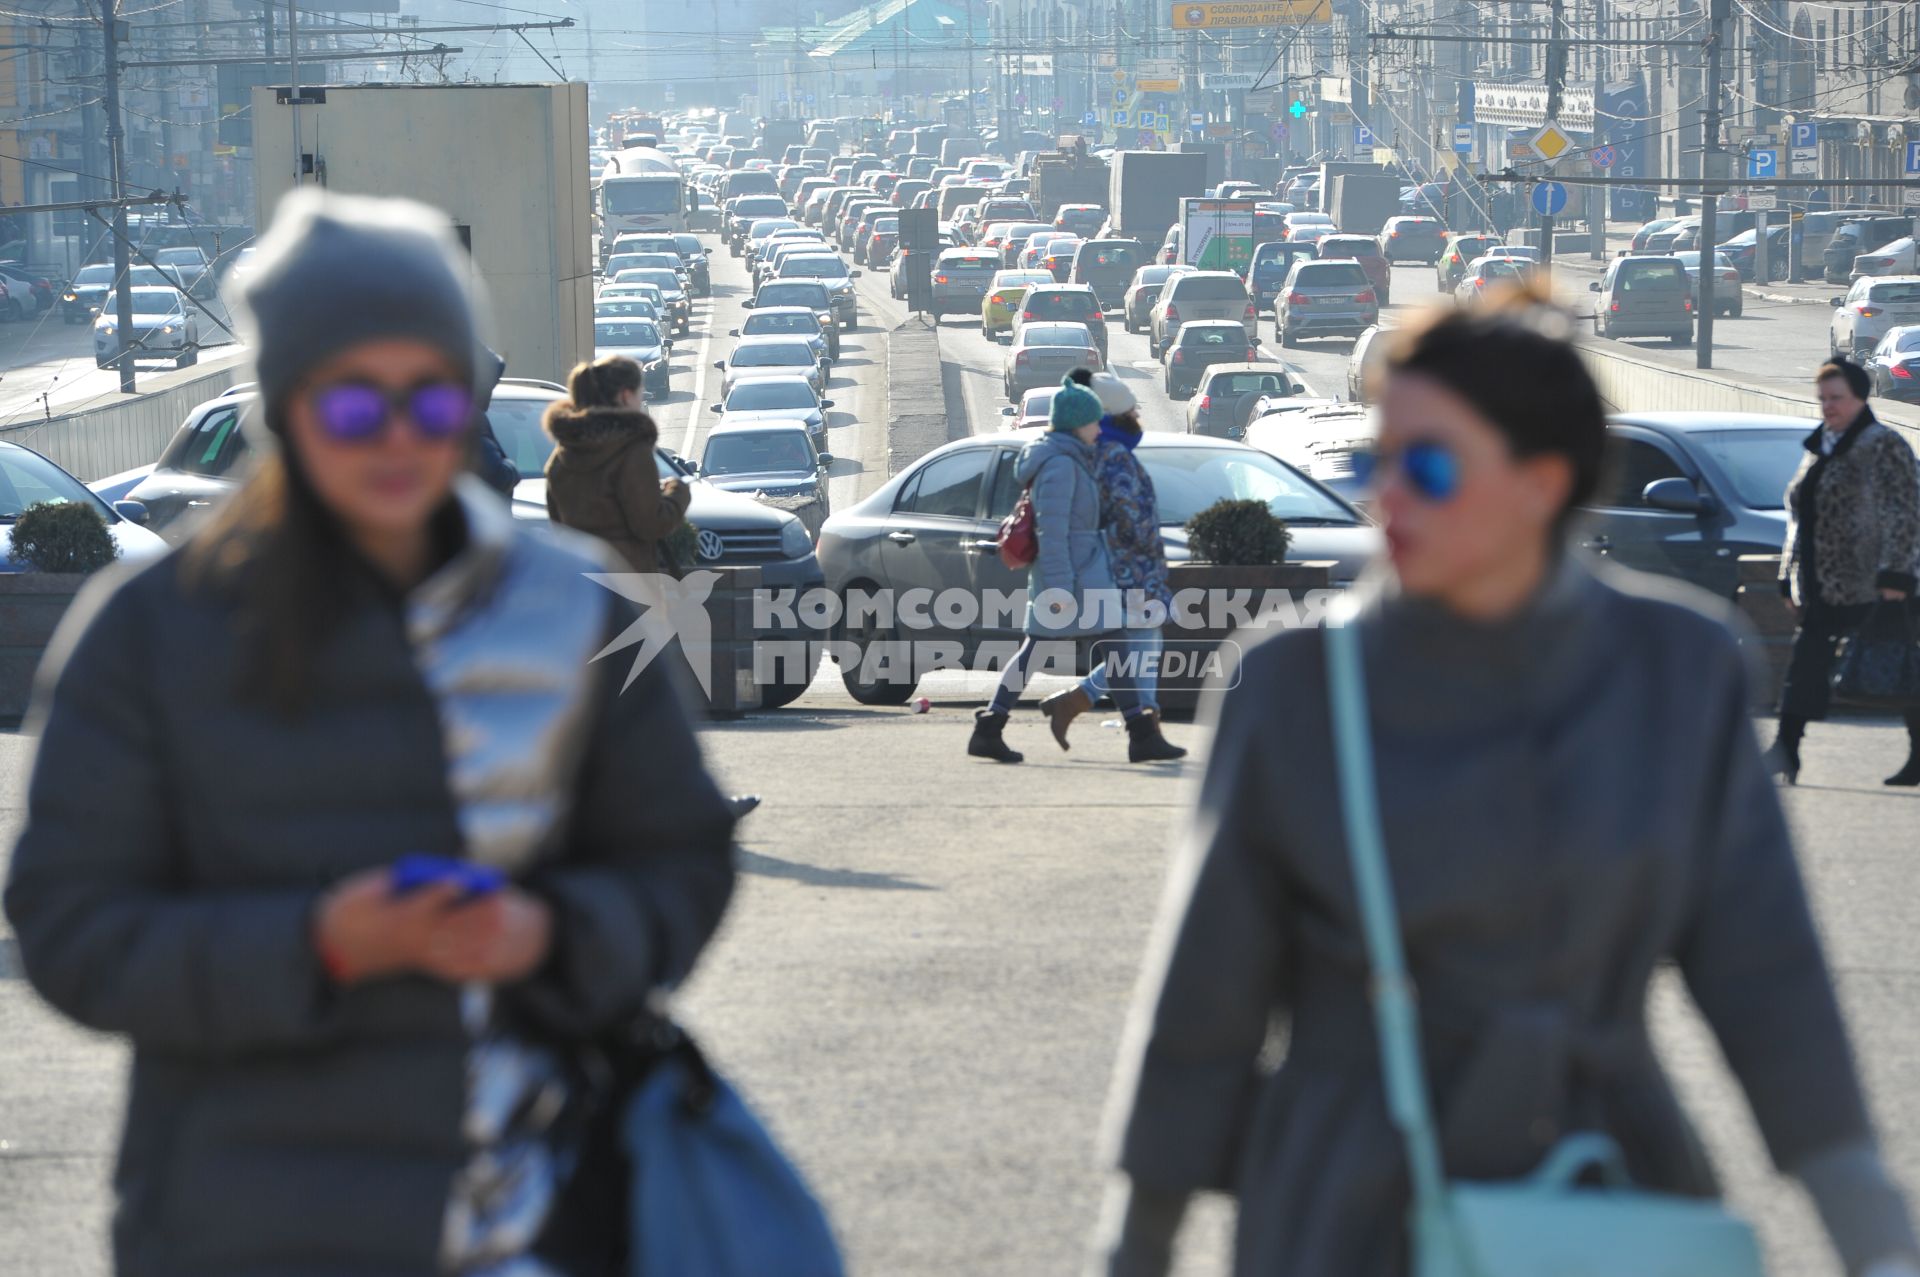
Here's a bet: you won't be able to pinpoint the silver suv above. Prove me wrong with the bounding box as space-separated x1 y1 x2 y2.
1149 271 1256 357
1273 260 1379 347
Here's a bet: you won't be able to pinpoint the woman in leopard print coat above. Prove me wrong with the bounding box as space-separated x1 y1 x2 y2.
1768 357 1920 786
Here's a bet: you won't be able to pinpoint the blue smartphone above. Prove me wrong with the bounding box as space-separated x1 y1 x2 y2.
389 854 506 900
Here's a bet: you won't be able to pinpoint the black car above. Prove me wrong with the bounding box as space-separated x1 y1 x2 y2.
1824 216 1912 283
1865 325 1920 401
122 382 829 706
1716 225 1790 282
672 233 712 297
1163 320 1256 399
1576 413 1808 599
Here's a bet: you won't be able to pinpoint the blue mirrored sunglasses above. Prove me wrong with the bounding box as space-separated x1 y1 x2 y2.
1350 441 1461 503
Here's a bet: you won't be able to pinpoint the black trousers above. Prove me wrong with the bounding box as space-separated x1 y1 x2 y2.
1779 599 1871 723
1779 598 1920 744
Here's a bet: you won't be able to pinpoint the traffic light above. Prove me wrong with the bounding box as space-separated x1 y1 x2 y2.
1289 98 1308 119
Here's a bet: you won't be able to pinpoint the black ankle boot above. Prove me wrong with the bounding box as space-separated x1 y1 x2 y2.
1126 710 1188 763
1764 728 1802 786
968 709 1024 763
1887 753 1920 787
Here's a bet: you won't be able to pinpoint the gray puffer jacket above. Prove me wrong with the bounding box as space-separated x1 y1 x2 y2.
4 477 737 1276
1016 430 1117 637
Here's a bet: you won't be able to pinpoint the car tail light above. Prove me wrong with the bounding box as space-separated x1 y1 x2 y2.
1288 291 1310 305
1244 303 1256 320
1858 304 1881 316
1021 310 1034 321
1014 351 1029 365
1894 365 1914 379
1611 302 1621 312
935 274 949 283
1164 304 1180 323
1087 350 1103 368
1683 297 1694 312
1389 230 1400 237
1197 394 1212 410
1172 350 1184 363
1355 289 1376 305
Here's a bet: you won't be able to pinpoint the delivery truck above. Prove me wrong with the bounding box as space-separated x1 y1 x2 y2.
1107 150 1210 247
1326 170 1407 236
1031 149 1111 219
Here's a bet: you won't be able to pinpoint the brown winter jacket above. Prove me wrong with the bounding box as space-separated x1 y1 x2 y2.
543 403 691 573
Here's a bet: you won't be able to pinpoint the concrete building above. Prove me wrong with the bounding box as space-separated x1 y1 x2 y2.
252 81 593 385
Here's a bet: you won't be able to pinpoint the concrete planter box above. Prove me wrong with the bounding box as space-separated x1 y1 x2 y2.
0 573 92 723
1156 561 1337 715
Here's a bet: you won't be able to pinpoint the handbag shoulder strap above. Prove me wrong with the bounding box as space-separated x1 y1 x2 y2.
1323 619 1454 1222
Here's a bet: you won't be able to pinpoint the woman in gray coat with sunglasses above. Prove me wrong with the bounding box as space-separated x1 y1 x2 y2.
1092 294 1920 1277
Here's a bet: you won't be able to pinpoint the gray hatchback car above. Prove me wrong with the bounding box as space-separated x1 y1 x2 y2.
1591 255 1695 345
1273 259 1379 347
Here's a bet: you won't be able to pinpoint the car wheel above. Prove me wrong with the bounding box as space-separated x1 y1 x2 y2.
1279 322 1297 348
1147 335 1159 359
838 597 918 706
759 675 813 710
1672 331 1693 347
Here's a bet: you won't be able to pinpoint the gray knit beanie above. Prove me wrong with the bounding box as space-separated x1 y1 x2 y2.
238 190 480 428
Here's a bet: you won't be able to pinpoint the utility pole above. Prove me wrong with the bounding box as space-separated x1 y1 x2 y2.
100 0 135 394
1696 0 1727 369
288 0 300 189
1540 0 1565 272
1589 0 1607 261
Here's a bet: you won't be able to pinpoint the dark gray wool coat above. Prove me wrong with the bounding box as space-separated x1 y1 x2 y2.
1104 554 1909 1276
3 492 736 1276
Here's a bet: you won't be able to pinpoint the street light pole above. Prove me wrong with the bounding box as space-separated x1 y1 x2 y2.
99 0 135 394
1696 0 1727 370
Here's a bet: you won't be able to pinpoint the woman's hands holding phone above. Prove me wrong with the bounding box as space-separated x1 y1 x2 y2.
312 866 553 986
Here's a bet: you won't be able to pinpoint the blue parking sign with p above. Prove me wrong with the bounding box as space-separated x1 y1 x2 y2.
1746 148 1778 179
1906 141 1920 175
1355 124 1374 148
1792 122 1817 150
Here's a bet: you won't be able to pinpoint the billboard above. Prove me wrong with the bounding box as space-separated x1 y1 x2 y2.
1172 0 1331 30
1181 197 1255 270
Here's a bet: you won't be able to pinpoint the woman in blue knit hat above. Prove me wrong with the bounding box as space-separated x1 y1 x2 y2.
969 375 1137 762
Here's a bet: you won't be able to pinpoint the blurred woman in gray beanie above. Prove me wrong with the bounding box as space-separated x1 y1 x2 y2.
3 190 737 1276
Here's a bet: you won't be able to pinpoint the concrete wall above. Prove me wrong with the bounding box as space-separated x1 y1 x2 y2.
0 356 244 482
252 83 593 386
1580 343 1920 447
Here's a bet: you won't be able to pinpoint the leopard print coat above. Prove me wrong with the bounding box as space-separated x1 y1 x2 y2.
1780 411 1920 607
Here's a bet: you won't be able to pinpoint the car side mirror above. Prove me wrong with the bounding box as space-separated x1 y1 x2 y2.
713 360 726 370
1829 297 1845 307
709 403 725 413
1642 476 1711 515
1588 281 1602 292
1001 405 1017 416
113 499 150 525
817 452 835 466
821 399 835 408
850 269 863 278
729 328 740 336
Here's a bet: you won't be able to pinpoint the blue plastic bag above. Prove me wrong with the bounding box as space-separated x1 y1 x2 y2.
622 1037 845 1277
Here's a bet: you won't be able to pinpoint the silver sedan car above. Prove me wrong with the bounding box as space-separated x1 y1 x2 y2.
714 334 826 397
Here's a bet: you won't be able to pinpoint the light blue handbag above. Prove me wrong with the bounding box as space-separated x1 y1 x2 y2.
623 1030 846 1277
1323 618 1766 1277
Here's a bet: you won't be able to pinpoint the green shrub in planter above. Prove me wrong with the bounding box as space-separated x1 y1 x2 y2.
661 520 701 575
1185 498 1290 566
11 500 118 574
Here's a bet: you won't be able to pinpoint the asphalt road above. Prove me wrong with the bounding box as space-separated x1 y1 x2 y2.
2 231 1918 1277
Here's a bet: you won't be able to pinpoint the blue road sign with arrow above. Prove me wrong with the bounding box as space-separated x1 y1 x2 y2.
1531 180 1568 217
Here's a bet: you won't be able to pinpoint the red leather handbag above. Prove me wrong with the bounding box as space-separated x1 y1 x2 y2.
997 482 1037 569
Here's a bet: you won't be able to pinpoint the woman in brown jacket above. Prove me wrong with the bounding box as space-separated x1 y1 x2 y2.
544 356 691 572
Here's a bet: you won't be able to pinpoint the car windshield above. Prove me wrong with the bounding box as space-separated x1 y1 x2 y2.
1296 263 1368 287
704 431 813 475
596 321 660 347
596 301 658 319
1869 282 1920 303
1179 327 1245 348
1209 372 1294 396
674 234 703 255
942 255 999 270
74 264 115 286
750 220 798 238
1691 429 1808 510
726 380 816 411
1172 277 1247 301
125 287 182 313
1022 325 1090 347
603 180 681 214
1320 238 1378 257
782 257 847 279
733 343 812 366
1079 244 1141 272
1142 446 1357 526
0 448 109 522
1020 389 1058 418
1616 263 1687 290
1479 261 1523 282
628 270 682 292
1889 329 1920 353
486 396 560 477
746 313 819 336
760 284 829 307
